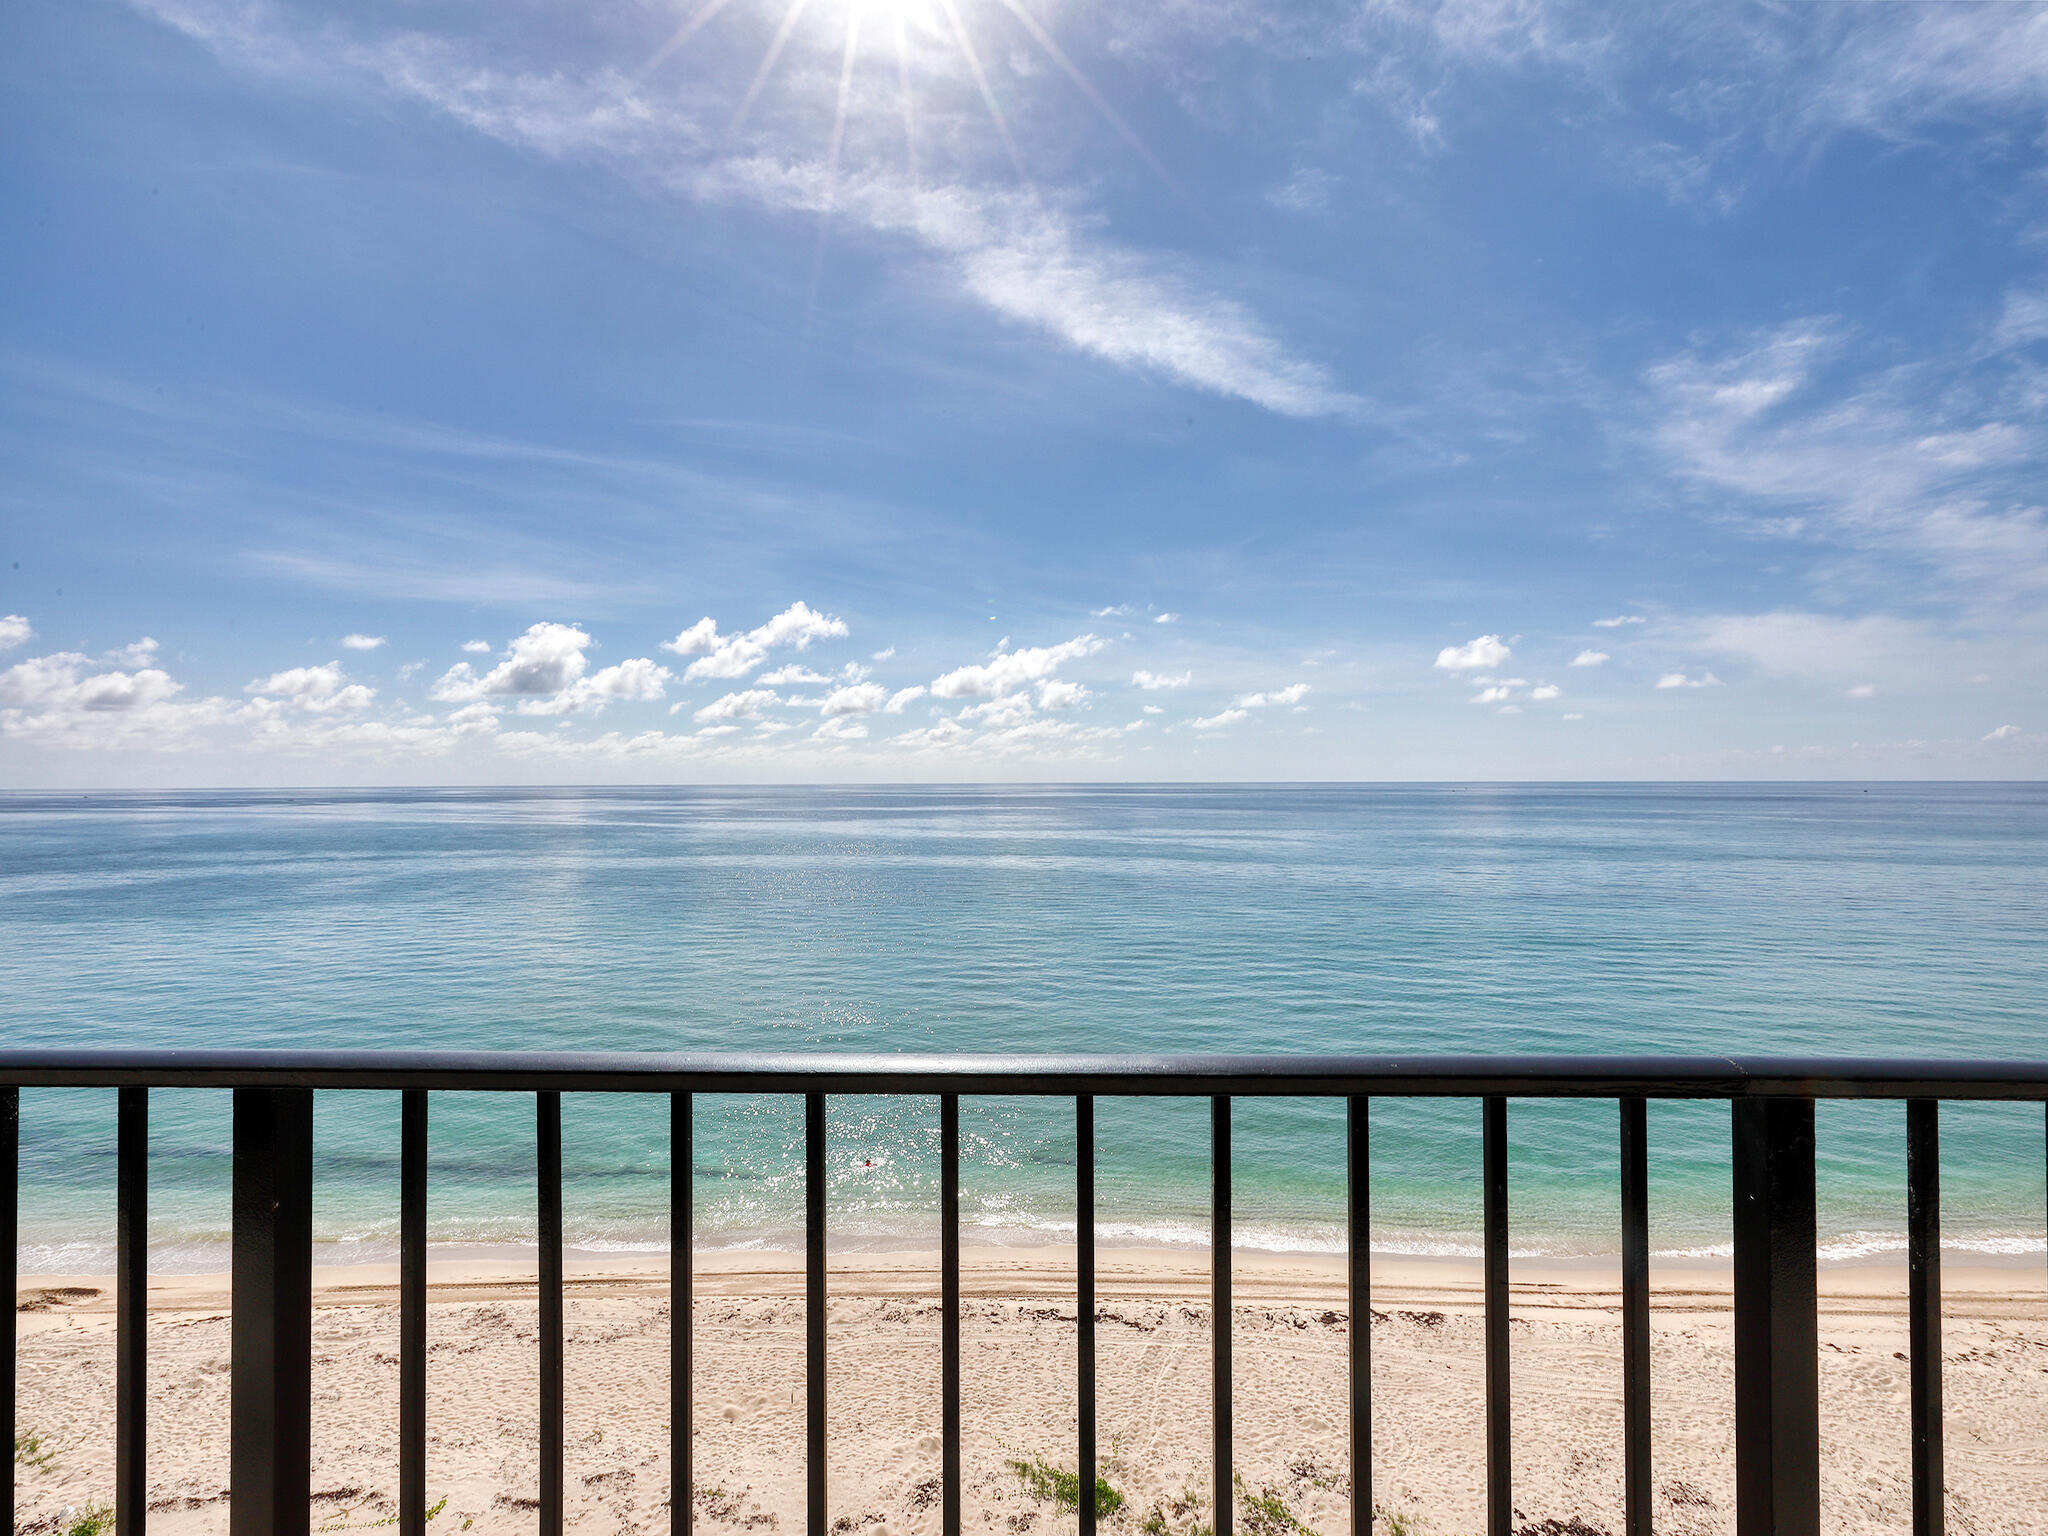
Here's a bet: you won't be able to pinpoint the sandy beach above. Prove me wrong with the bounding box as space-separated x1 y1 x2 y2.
12 1247 2047 1536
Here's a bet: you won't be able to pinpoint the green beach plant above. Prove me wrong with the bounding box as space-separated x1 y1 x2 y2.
316 1494 449 1531
15 1425 58 1470
1232 1473 1316 1536
1005 1455 1125 1517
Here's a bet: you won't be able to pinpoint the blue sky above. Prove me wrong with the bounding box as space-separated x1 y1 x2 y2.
2 0 2045 784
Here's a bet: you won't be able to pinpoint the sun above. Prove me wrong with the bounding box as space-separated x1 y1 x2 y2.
641 0 1166 192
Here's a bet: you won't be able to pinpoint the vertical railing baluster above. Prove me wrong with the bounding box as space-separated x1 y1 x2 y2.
1078 1095 1097 1536
941 1093 961 1536
1620 1098 1650 1536
1908 1099 1943 1536
117 1086 147 1536
1482 1097 1510 1536
1347 1095 1370 1536
674 1091 694 1536
2 1085 16 1536
1212 1095 1232 1536
538 1092 564 1536
807 1092 828 1536
401 1090 427 1536
230 1087 313 1536
1731 1097 1819 1536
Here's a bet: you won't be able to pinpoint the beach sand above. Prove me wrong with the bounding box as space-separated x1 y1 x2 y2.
12 1248 2047 1535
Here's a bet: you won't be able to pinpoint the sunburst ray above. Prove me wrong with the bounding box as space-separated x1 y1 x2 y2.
990 0 1182 197
638 0 742 79
935 0 1029 185
729 0 818 140
809 1 868 310
894 8 919 185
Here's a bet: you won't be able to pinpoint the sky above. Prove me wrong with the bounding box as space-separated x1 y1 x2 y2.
1 0 2045 785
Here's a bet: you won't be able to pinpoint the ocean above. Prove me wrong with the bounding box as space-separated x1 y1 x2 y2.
1 783 2043 1273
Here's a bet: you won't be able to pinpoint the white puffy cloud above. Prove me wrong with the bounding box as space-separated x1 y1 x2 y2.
760 664 832 686
107 639 160 668
1038 680 1089 709
1846 683 1878 699
663 602 849 681
814 717 869 742
960 694 1037 728
663 618 720 657
1132 670 1191 689
0 646 234 749
246 663 375 714
434 622 591 700
1530 684 1563 701
1471 684 1514 705
821 682 887 717
679 633 782 681
1154 612 1180 624
445 702 499 737
1656 672 1723 689
461 639 493 654
1571 650 1609 667
1592 616 1646 629
1236 683 1310 708
893 718 972 750
520 657 672 716
4 653 183 713
870 647 896 661
432 622 667 714
1191 708 1248 730
930 635 1104 699
694 689 780 723
0 615 31 651
341 633 386 651
1984 724 2021 741
1435 635 1511 671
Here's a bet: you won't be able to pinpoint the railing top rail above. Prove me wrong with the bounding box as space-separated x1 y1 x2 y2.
0 1049 2045 1099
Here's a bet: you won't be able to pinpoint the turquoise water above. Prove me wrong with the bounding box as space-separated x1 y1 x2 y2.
1 783 2043 1272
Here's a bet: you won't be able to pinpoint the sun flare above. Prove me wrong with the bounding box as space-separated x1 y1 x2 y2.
643 0 1163 194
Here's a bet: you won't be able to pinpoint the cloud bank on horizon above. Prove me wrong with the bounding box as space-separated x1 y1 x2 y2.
1 0 2044 782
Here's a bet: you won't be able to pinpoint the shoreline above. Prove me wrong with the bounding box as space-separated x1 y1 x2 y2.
16 1214 2047 1280
18 1241 2046 1317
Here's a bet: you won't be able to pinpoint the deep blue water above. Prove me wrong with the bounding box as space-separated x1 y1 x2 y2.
1 783 2043 1271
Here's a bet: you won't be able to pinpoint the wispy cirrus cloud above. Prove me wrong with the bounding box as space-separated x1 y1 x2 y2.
1644 317 2048 604
132 0 1358 420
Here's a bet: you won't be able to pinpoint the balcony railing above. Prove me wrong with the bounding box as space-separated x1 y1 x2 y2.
3 1050 2046 1536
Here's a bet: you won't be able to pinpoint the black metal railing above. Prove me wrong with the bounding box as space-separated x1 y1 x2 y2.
3 1050 2046 1536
